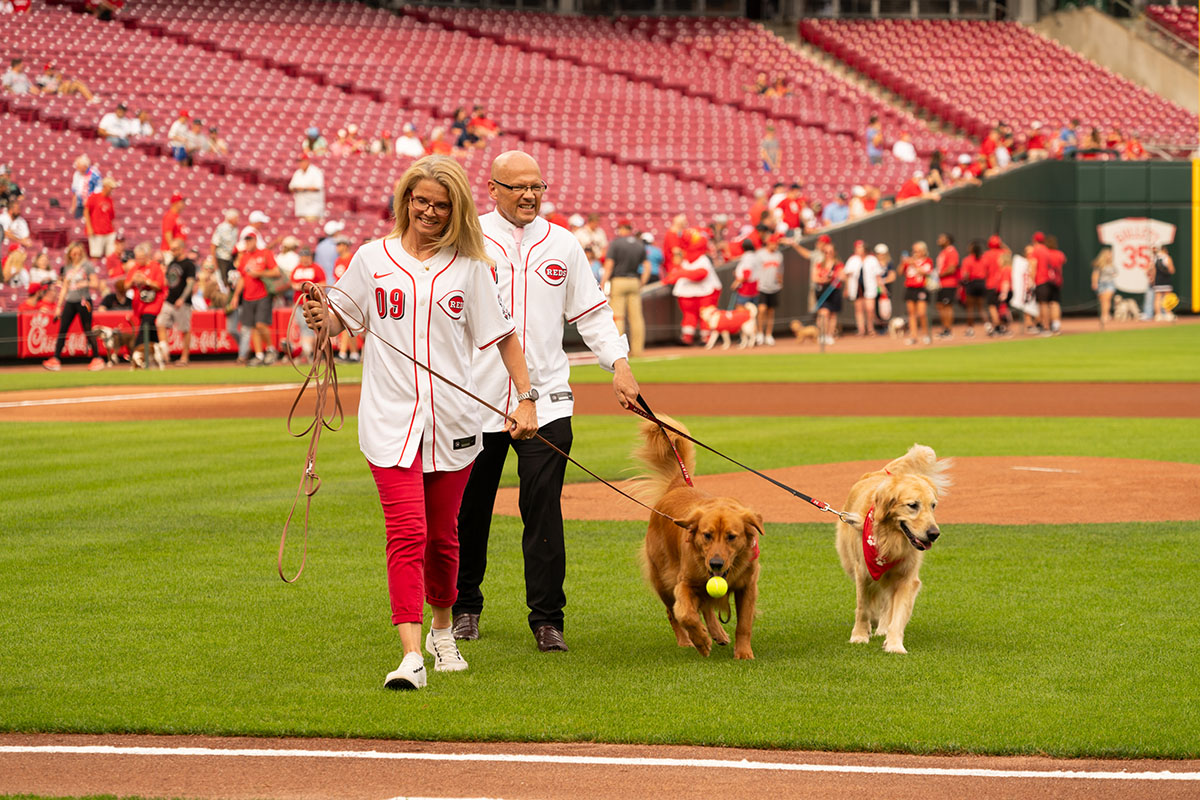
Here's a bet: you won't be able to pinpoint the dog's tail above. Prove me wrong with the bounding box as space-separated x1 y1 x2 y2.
629 413 696 506
884 444 953 496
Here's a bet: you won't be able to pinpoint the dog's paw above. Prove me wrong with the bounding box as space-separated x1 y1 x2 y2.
734 645 754 660
711 629 730 646
849 633 870 644
882 639 907 654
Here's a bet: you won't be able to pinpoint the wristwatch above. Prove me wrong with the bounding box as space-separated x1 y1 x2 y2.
515 388 539 403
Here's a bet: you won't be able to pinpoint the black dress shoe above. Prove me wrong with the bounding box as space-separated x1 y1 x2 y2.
452 613 479 641
534 625 568 652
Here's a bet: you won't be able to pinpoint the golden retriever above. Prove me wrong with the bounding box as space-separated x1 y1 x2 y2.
835 444 951 654
633 415 763 659
789 319 818 343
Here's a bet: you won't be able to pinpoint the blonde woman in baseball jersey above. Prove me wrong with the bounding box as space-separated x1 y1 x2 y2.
303 156 537 690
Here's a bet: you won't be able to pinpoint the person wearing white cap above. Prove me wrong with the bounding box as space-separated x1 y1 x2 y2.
394 123 425 159
288 152 325 222
211 208 240 288
315 219 343 274
238 210 270 252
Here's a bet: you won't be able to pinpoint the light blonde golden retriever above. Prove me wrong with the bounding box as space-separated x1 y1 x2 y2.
633 415 763 659
835 444 951 654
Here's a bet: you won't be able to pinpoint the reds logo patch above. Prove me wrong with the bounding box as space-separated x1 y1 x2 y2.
438 290 466 320
536 259 568 286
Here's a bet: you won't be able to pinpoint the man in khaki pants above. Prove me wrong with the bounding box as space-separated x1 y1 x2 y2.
602 219 650 357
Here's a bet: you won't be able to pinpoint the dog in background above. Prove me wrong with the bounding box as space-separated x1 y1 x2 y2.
633 415 763 659
834 444 951 654
96 326 134 367
887 317 908 339
699 304 757 350
1112 297 1139 322
789 319 818 343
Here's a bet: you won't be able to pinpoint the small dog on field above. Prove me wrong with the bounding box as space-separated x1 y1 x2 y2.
887 317 908 339
633 415 763 659
699 304 757 350
1112 297 1139 322
789 319 818 343
835 444 951 654
96 326 134 367
132 340 168 370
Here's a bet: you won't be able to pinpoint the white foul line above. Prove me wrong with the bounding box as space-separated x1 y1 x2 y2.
1011 466 1082 474
0 383 305 409
1 745 1197 782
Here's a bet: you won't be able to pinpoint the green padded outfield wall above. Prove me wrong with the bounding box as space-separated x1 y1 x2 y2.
574 160 1192 348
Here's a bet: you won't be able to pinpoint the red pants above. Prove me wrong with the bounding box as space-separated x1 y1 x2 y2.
369 451 472 625
677 290 721 343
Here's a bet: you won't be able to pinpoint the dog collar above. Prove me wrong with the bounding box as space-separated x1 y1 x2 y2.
861 506 895 581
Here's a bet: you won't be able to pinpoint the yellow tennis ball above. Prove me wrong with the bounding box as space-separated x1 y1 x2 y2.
706 576 728 598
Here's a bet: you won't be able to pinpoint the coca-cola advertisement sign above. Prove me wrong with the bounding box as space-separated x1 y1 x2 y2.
18 310 239 359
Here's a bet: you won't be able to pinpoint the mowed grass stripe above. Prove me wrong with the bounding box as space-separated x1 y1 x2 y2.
1 417 1199 756
2 322 1197 393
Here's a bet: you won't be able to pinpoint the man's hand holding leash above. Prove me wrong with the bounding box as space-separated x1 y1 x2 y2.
612 358 639 409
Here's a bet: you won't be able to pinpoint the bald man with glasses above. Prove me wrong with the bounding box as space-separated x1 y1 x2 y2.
453 151 639 653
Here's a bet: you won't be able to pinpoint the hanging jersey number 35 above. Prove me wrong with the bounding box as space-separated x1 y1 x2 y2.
374 287 406 320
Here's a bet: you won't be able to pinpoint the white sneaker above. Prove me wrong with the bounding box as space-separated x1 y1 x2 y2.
755 333 764 345
384 651 427 690
764 335 776 346
425 628 469 672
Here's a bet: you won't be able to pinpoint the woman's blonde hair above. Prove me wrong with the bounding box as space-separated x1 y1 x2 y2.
65 241 86 262
2 247 26 281
389 155 491 265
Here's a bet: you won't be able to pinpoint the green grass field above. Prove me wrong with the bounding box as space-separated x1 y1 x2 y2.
3 414 1199 757
2 323 1196 392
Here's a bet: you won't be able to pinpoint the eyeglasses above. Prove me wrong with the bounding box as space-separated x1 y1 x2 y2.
410 195 452 216
491 179 548 195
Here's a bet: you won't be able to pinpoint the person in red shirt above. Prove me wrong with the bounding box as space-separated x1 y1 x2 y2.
104 233 128 289
902 240 933 345
126 241 167 366
1046 234 1066 335
982 236 1012 336
228 232 281 365
161 193 186 252
287 246 326 364
959 239 987 336
661 213 688 285
84 177 118 259
933 232 960 339
331 236 360 362
1028 231 1056 334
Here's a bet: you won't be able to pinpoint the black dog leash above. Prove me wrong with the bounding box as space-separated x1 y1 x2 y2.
625 396 855 524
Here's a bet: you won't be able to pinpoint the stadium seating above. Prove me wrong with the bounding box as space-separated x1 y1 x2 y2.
1145 4 1199 48
799 18 1198 147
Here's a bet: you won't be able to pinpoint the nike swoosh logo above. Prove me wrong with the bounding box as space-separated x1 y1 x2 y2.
374 272 393 279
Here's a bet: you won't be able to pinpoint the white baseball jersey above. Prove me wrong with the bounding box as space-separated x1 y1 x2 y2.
329 237 515 472
1096 217 1176 294
671 254 722 298
474 210 628 433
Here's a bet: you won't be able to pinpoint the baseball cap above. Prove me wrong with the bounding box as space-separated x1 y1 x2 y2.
178 109 189 117
874 243 889 255
169 192 184 203
988 234 1002 248
249 210 270 225
568 214 585 228
402 122 415 133
323 220 344 236
540 201 556 215
817 234 832 245
306 126 320 138
28 282 43 293
617 218 632 228
1033 231 1046 243
281 235 301 249
853 239 864 249
640 232 654 244
242 232 257 240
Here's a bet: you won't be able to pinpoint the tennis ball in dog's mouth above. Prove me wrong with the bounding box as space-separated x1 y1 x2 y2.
706 576 728 598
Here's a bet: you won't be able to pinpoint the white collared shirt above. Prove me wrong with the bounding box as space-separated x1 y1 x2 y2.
474 210 628 433
329 237 515 472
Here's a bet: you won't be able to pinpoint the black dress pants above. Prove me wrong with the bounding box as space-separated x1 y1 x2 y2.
454 416 572 633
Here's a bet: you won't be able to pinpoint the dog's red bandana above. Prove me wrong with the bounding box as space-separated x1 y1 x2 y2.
861 506 895 581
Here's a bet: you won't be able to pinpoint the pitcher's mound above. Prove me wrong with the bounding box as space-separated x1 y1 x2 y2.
495 457 1200 525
